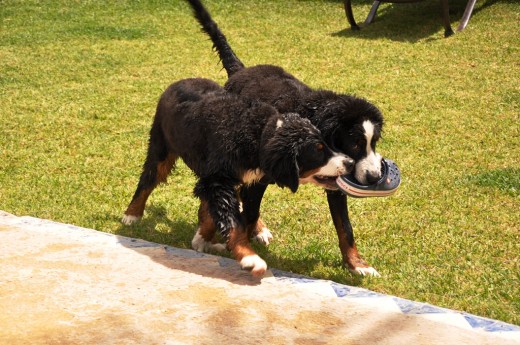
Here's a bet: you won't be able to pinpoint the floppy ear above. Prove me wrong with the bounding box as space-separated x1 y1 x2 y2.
260 132 300 193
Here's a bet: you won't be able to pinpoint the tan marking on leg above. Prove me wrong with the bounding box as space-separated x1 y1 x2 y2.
123 153 178 220
157 153 177 183
197 200 217 242
124 188 153 218
228 226 256 260
192 200 226 253
256 218 267 233
228 227 267 277
336 225 380 277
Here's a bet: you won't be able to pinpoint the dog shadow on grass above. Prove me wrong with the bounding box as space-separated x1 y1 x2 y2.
111 204 262 286
110 204 365 286
114 204 196 249
254 244 366 287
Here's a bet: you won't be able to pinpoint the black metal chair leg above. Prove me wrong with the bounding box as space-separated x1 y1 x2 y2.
457 0 477 32
344 0 475 37
344 0 361 30
365 1 382 25
440 0 454 37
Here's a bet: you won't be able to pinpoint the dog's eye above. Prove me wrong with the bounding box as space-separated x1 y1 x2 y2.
316 143 324 151
354 139 364 150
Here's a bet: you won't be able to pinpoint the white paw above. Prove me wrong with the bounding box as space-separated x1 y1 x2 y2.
254 227 273 246
240 255 267 277
191 231 207 252
121 214 140 225
350 266 381 277
191 231 226 253
209 243 227 252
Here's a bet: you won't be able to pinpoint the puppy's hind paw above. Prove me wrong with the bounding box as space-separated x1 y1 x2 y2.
240 255 267 277
192 231 226 253
121 214 140 225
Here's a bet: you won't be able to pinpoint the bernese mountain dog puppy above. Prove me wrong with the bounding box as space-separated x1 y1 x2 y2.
122 78 353 277
186 0 385 276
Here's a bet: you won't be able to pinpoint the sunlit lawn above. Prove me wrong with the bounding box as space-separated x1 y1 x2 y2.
1 0 518 325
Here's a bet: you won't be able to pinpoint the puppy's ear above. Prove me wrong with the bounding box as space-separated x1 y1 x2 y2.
260 130 300 193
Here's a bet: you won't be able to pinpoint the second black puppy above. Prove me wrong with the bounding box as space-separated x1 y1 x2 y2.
122 78 352 277
187 0 386 277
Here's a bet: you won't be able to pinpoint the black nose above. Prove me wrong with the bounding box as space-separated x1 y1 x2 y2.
344 158 355 173
366 171 381 184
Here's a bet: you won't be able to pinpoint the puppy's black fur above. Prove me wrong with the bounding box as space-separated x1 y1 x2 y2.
123 78 349 276
187 0 385 276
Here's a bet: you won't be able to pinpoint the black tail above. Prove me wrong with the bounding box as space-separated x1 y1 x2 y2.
186 0 245 77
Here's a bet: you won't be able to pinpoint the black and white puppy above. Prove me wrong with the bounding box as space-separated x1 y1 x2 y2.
186 0 385 276
122 78 352 277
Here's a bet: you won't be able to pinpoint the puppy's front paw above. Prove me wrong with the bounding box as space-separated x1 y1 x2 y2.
254 227 273 246
121 214 140 225
240 255 267 277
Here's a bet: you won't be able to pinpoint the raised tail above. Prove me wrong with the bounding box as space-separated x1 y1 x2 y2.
186 0 245 77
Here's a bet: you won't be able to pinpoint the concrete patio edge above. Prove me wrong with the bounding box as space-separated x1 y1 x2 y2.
1 210 518 344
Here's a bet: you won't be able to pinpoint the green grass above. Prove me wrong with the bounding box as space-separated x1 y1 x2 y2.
1 0 519 325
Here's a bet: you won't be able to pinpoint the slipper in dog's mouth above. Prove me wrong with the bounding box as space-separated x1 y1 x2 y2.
313 175 340 190
336 158 401 198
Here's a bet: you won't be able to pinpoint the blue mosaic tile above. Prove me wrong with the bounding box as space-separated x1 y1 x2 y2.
271 269 319 284
464 314 520 332
394 297 447 314
331 282 384 298
331 284 353 298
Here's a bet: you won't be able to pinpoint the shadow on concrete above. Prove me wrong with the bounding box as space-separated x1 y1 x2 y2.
112 204 365 287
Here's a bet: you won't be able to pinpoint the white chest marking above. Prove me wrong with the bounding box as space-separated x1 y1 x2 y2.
355 121 382 184
363 120 374 154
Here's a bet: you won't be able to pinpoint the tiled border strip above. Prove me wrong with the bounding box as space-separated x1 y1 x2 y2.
272 269 519 335
1 211 519 341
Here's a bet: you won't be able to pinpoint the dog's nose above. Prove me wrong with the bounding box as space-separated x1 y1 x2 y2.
344 158 355 173
365 171 381 184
